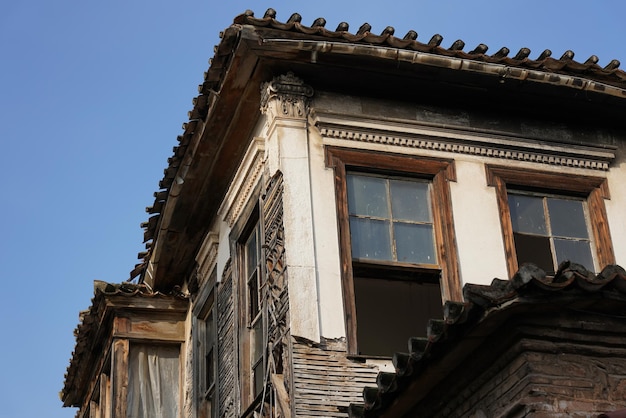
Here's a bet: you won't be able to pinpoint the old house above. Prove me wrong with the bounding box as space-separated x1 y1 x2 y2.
61 9 626 418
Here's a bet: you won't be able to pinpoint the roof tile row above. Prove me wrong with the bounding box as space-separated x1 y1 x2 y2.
351 262 626 417
133 9 626 284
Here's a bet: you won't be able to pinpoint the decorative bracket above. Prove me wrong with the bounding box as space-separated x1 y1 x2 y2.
260 72 314 120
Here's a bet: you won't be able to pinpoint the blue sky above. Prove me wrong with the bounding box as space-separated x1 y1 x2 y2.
0 1 624 417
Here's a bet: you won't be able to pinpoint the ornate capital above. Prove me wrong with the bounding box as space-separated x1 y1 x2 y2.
260 72 314 119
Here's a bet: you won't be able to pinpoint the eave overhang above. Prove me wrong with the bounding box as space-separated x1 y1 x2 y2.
140 11 626 292
61 282 188 409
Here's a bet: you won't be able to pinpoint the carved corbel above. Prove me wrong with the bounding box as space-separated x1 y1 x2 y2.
260 72 314 120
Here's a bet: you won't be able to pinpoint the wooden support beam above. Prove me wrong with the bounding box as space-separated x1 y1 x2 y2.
270 373 292 418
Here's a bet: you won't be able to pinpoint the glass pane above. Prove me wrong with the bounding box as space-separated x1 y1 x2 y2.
508 194 547 235
554 239 594 271
547 198 589 239
347 174 389 218
394 222 436 264
248 271 259 320
245 229 258 275
513 232 554 273
390 179 431 222
349 218 392 260
253 361 264 397
252 318 264 362
206 348 214 389
354 277 442 356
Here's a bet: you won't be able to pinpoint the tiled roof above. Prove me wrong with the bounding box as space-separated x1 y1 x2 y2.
133 9 626 287
61 282 188 407
350 262 626 417
235 9 625 85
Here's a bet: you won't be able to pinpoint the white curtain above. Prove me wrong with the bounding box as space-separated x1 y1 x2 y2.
127 344 180 418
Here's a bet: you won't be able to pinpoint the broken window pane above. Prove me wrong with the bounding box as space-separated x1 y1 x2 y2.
509 192 594 274
513 232 553 273
354 277 442 356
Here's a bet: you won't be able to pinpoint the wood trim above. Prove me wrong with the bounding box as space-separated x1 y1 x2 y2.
432 170 462 301
588 187 616 267
492 175 518 277
326 147 456 181
485 165 608 196
270 374 292 418
326 146 461 355
485 164 615 277
329 154 359 354
111 339 129 418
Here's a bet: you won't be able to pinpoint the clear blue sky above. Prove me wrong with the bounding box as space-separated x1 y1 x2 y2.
0 1 623 417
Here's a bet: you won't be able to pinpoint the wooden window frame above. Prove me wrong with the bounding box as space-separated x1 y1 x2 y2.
486 164 615 277
192 269 217 418
326 146 461 355
234 205 267 409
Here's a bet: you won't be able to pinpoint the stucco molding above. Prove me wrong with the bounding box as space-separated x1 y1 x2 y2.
195 232 219 284
260 72 314 121
218 137 265 227
313 112 616 171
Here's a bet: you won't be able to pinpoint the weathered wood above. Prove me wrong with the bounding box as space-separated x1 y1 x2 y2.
588 186 616 267
270 374 292 418
217 265 237 418
291 339 379 417
486 164 614 277
432 169 462 302
111 339 129 418
113 318 185 342
325 146 461 354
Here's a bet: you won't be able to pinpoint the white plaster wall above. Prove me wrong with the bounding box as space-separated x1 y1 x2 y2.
449 159 509 285
208 91 626 348
306 125 346 339
265 118 321 343
216 219 231 281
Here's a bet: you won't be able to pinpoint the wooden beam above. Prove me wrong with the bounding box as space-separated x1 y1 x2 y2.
270 373 292 418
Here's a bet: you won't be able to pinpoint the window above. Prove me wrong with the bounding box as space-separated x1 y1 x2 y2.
193 272 217 418
326 147 461 356
127 344 181 418
237 212 266 406
508 192 593 274
347 173 436 265
486 165 615 277
244 219 264 398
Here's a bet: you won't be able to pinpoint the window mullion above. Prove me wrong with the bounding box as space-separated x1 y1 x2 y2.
386 178 397 262
543 197 558 272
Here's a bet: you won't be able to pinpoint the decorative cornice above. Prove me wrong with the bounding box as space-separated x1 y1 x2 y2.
314 114 615 171
195 232 219 283
218 138 265 227
260 72 314 119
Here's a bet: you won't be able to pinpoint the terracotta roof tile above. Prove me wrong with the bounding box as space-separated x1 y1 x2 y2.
350 262 626 417
132 9 626 285
236 9 625 81
61 282 188 407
